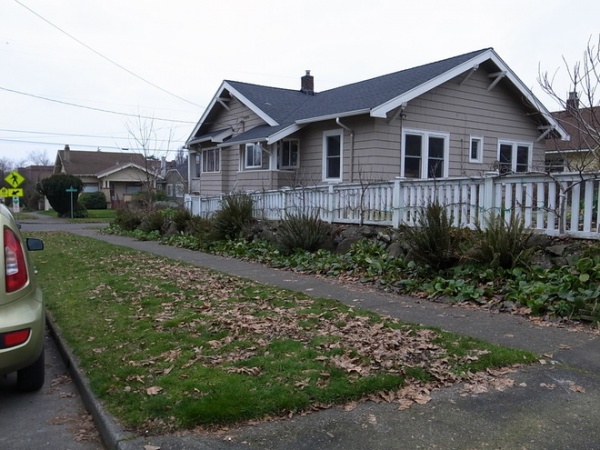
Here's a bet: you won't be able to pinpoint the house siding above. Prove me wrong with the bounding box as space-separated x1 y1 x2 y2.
397 68 544 176
188 59 550 196
189 95 268 194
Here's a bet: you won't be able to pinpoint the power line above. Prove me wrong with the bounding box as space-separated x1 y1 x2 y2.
0 137 184 153
13 0 203 109
0 85 196 124
0 127 181 143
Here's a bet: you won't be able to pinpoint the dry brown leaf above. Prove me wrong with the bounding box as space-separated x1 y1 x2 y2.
146 386 163 395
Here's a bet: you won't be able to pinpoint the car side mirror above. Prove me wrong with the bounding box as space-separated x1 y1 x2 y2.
26 238 44 251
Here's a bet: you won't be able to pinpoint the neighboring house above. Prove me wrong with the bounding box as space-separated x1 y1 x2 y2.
53 145 162 208
17 165 53 210
157 157 188 204
185 48 568 196
545 92 600 172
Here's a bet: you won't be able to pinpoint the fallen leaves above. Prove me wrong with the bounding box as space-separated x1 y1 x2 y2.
68 251 537 426
146 386 163 396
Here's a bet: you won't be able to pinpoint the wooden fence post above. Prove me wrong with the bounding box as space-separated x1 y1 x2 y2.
392 177 403 229
481 171 498 229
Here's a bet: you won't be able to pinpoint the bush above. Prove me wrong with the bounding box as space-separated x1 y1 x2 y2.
130 190 168 209
404 202 461 271
212 194 254 240
275 213 331 255
113 208 143 231
185 216 214 240
171 208 193 233
73 201 88 218
37 174 84 217
139 210 167 234
471 212 533 270
79 191 107 210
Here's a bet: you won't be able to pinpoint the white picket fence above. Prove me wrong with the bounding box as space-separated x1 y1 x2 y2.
184 172 600 239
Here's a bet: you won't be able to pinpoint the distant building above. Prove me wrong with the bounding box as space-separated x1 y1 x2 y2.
53 145 163 208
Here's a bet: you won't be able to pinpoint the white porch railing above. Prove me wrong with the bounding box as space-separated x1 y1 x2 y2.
184 172 600 239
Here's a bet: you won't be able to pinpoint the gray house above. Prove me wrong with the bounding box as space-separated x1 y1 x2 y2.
185 48 568 196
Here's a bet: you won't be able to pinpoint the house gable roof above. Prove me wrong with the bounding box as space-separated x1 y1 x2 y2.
186 48 569 147
55 150 161 178
546 107 600 153
95 161 161 179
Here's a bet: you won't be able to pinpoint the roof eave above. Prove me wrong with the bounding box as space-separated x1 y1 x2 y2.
185 81 279 146
219 137 268 148
371 49 496 118
295 109 370 125
266 124 304 145
187 128 233 147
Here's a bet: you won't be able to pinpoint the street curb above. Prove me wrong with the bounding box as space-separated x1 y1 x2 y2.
46 309 134 450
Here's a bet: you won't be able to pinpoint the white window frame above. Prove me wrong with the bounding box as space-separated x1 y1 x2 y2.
469 136 484 163
278 139 300 169
202 148 220 173
401 128 450 179
245 143 263 169
322 130 343 182
497 140 533 174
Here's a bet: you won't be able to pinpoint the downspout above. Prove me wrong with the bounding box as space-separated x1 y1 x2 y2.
336 118 354 182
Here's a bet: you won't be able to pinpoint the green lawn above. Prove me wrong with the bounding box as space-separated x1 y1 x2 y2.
31 232 537 433
20 209 117 221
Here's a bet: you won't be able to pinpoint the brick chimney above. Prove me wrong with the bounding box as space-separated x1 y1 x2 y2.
63 144 70 163
301 70 314 95
566 91 579 114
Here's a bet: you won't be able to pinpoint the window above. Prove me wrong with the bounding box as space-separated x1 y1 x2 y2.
245 143 263 169
174 183 184 197
166 184 174 197
546 155 565 173
278 139 299 169
202 148 220 173
194 154 201 177
323 130 342 181
125 184 142 194
401 129 449 179
470 136 483 163
498 141 532 174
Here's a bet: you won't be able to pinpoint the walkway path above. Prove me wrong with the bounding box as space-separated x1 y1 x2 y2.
21 215 600 449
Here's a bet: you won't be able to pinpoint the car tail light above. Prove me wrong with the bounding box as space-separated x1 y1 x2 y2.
1 329 31 348
4 227 28 293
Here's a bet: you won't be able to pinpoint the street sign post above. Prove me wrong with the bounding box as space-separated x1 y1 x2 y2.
5 171 25 189
2 171 25 213
65 186 78 219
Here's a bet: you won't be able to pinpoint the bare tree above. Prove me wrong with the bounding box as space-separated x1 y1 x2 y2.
124 114 175 208
536 36 600 234
19 150 52 167
538 35 600 172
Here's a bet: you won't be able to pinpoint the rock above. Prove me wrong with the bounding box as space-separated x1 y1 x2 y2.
335 237 361 254
386 242 405 259
546 244 568 256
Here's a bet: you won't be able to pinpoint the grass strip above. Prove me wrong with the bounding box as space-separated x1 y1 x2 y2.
31 231 536 433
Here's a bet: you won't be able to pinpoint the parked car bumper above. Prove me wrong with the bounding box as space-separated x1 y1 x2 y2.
0 287 45 375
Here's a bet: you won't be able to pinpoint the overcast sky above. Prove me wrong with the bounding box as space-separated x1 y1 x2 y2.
2 0 599 167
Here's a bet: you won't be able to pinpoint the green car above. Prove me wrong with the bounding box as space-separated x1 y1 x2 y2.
0 204 45 391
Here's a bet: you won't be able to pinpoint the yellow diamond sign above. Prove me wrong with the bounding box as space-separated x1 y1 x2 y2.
5 171 25 188
0 187 23 197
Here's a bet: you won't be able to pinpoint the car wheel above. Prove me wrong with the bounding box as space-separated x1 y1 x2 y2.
17 347 45 392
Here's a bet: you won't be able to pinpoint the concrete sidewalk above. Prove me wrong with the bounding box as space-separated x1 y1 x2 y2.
23 217 600 449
